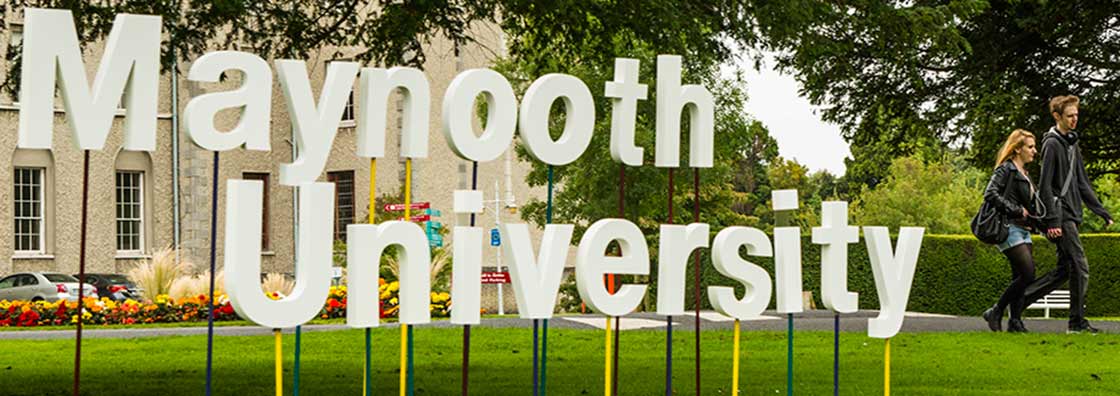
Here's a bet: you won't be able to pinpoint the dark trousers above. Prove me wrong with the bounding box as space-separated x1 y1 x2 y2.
1022 221 1089 324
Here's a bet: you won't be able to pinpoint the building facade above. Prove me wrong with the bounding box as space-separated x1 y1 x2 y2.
1 10 543 312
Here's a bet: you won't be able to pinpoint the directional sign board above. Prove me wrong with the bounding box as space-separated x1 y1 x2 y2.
481 271 510 284
384 202 430 212
396 214 431 222
490 228 500 246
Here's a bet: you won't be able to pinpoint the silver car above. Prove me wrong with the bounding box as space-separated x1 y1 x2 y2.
0 272 97 302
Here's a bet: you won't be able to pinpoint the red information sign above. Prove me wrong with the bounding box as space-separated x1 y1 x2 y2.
396 214 431 222
383 202 430 212
480 271 511 284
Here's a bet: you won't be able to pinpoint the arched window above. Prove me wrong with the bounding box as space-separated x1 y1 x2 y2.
11 149 54 256
114 150 153 254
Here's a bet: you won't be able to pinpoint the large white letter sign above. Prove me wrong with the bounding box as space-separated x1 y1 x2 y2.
708 227 773 319
604 58 647 166
18 9 160 151
654 55 714 168
500 223 574 319
576 219 650 317
277 60 360 186
224 181 334 329
357 67 430 159
864 227 924 339
346 221 433 327
450 190 484 325
442 69 518 162
655 223 709 316
772 190 804 314
519 74 595 166
813 202 860 313
183 51 272 151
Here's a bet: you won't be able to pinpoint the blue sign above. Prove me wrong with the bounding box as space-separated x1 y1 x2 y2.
490 228 500 246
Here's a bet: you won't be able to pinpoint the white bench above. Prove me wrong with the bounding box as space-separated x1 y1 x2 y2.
1027 290 1070 318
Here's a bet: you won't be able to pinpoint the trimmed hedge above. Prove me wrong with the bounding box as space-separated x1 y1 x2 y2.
642 233 1120 317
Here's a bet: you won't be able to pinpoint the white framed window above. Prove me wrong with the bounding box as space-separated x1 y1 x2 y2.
342 90 356 124
13 167 44 253
327 59 356 125
115 171 144 253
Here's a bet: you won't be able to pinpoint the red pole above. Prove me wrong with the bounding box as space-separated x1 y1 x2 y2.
73 150 89 396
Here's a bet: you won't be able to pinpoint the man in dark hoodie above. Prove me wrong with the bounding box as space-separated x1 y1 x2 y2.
1022 95 1112 334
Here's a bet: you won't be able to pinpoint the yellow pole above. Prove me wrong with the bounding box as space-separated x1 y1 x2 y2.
365 158 376 396
275 329 283 396
884 338 891 396
605 317 613 396
370 159 377 224
732 319 741 395
399 159 412 396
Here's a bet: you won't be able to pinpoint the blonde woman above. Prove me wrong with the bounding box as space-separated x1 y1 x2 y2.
981 129 1043 333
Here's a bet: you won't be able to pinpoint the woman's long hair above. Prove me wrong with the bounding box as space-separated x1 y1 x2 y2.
994 129 1035 169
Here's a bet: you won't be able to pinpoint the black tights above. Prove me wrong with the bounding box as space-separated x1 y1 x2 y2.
996 244 1036 320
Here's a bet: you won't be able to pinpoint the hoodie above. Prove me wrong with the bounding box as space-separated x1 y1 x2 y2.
1038 127 1112 228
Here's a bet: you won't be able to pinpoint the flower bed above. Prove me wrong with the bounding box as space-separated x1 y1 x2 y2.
0 280 450 327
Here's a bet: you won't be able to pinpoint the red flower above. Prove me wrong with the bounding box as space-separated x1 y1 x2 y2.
328 299 342 309
17 310 40 327
219 304 234 315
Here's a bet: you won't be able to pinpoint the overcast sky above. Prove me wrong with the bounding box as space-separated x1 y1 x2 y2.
738 57 851 176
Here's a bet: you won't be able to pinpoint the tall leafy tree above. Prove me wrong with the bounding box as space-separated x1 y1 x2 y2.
748 0 1120 188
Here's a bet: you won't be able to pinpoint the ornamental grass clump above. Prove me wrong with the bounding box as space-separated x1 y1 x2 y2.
127 247 190 300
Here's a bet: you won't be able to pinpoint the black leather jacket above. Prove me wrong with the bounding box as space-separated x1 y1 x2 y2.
984 160 1043 230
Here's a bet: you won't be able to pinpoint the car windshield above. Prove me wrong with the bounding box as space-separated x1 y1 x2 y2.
99 274 132 284
43 273 79 283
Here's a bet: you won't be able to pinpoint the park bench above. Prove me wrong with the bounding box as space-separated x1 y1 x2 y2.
1026 290 1070 318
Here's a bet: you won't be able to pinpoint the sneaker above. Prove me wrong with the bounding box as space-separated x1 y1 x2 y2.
982 305 1002 332
1068 320 1100 334
1007 318 1029 333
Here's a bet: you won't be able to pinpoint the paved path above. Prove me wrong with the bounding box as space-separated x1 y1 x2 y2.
3 310 1116 340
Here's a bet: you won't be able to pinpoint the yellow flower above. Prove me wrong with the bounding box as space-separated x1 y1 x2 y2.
389 297 398 305
388 282 400 292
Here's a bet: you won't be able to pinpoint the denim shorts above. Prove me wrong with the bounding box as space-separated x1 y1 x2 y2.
997 225 1032 252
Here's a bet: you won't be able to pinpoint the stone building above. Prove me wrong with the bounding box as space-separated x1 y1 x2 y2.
0 9 541 312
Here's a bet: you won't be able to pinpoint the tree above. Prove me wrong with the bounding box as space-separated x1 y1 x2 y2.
748 1 1120 184
728 119 780 220
506 48 771 239
852 154 986 234
2 1 757 96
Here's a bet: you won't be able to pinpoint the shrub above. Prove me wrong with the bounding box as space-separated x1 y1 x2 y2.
128 247 190 299
673 234 1120 317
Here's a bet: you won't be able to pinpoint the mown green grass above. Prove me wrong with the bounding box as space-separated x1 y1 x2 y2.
1 328 1117 395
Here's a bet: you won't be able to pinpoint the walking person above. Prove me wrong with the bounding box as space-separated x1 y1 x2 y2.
981 129 1043 333
1022 95 1112 334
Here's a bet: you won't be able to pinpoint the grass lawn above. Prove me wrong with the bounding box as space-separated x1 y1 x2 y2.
0 328 1117 395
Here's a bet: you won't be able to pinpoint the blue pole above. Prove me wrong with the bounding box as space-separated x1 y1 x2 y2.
787 313 794 396
205 152 219 396
833 314 839 396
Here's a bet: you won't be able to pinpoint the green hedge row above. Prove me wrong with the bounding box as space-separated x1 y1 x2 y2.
636 233 1120 317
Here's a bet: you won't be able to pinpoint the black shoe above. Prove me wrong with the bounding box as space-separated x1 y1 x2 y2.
982 305 1003 332
1007 318 1029 333
1068 320 1101 334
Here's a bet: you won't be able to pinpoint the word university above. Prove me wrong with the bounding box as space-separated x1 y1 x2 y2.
16 8 923 339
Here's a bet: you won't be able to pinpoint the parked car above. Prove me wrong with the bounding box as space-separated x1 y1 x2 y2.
77 273 143 301
0 272 96 302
